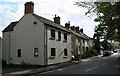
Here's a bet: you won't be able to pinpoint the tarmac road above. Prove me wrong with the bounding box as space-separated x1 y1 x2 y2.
34 53 120 75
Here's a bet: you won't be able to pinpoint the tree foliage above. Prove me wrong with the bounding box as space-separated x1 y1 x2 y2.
75 1 120 41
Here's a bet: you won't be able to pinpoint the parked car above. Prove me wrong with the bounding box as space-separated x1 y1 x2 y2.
103 51 112 56
114 49 120 53
114 49 118 53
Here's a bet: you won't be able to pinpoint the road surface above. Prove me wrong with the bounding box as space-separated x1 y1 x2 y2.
33 53 120 75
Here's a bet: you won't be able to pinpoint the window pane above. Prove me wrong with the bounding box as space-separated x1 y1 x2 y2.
51 48 55 56
58 31 61 40
34 48 38 57
51 29 55 38
64 33 67 41
18 49 21 57
64 49 67 56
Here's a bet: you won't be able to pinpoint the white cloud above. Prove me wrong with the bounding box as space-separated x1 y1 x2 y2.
0 0 97 38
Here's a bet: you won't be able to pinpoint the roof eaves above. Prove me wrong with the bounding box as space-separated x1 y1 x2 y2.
32 14 70 33
2 21 19 32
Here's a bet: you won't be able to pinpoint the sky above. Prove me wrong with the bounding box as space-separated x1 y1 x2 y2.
0 0 99 38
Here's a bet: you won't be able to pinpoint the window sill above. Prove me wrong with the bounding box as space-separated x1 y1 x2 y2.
63 56 67 58
49 37 55 40
34 56 38 57
63 40 67 42
49 56 55 59
56 39 61 41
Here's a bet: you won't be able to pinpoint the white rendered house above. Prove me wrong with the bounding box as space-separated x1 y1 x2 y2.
2 2 72 65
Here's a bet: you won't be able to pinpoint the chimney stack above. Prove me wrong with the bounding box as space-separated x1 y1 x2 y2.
24 1 34 14
71 26 75 31
80 28 83 33
75 26 79 33
65 21 70 29
53 14 60 25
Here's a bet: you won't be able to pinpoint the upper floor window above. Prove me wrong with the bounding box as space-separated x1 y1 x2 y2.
86 47 89 51
51 29 55 39
17 49 21 57
64 33 67 42
78 37 80 42
83 39 85 43
58 31 61 40
34 48 38 57
83 47 85 51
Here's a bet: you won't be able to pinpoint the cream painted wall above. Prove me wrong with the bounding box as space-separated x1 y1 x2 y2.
8 14 45 65
2 32 12 64
47 26 72 65
0 37 2 60
3 14 72 65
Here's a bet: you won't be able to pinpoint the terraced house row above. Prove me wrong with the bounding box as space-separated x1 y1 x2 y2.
2 1 94 66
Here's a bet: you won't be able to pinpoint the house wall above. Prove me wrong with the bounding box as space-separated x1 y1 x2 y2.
47 26 72 65
0 37 2 60
88 39 94 50
4 14 45 65
2 32 12 64
85 40 89 51
71 33 76 55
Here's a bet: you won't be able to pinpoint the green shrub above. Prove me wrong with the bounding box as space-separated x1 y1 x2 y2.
81 49 98 59
2 60 7 66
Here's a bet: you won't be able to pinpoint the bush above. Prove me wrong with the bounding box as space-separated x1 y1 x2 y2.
81 49 98 59
2 60 7 66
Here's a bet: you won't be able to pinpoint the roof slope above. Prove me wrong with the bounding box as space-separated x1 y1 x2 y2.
2 21 19 32
3 14 70 33
32 14 70 33
70 30 90 40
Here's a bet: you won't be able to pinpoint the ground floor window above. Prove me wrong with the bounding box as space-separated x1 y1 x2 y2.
51 48 56 56
64 48 68 56
17 49 21 57
86 47 89 51
34 48 38 57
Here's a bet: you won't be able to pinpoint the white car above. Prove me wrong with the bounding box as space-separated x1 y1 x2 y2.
114 49 119 53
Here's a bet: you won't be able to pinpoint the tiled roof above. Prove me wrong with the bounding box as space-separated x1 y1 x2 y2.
80 32 90 40
32 14 70 33
2 21 19 32
70 30 90 40
3 14 70 33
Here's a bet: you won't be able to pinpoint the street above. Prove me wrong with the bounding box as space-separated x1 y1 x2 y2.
33 53 120 75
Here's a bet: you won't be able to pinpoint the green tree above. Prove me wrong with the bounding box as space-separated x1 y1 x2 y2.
75 1 120 41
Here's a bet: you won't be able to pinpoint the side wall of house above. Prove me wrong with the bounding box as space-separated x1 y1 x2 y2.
47 26 72 65
71 33 76 55
0 37 2 60
10 14 45 65
2 32 12 64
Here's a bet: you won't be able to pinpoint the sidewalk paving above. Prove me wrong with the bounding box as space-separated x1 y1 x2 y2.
2 55 102 76
81 55 102 62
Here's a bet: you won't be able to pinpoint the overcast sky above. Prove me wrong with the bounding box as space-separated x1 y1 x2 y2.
0 0 98 38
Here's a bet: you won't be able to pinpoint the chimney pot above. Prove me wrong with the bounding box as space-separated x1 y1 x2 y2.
71 26 75 31
75 26 79 33
80 28 83 33
65 21 70 29
53 15 61 25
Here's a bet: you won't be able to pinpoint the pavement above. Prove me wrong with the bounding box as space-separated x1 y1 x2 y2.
2 55 102 76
